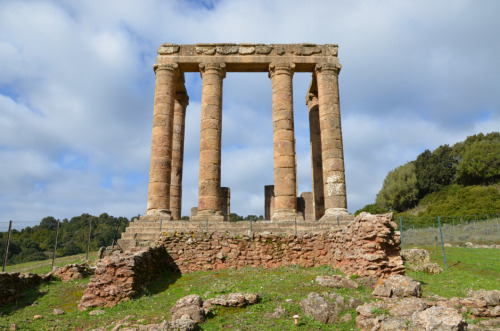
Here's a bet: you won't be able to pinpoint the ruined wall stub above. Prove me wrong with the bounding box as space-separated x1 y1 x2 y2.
145 43 348 224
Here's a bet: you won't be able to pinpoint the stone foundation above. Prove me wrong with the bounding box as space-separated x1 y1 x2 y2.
82 213 403 308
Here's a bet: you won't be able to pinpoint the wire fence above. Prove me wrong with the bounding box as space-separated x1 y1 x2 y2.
398 214 500 247
0 217 129 271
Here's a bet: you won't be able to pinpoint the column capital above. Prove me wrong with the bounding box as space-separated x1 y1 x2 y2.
269 62 295 78
175 92 189 107
153 62 179 74
199 62 226 78
315 63 341 75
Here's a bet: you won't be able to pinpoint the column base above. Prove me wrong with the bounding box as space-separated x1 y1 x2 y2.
319 208 349 222
144 209 173 221
271 210 304 222
191 211 224 222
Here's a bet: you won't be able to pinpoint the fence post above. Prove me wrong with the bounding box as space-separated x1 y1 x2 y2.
250 219 253 233
294 216 297 236
399 216 404 250
86 218 92 260
2 220 13 272
337 215 340 227
206 217 208 232
51 219 61 270
160 218 163 234
437 216 447 269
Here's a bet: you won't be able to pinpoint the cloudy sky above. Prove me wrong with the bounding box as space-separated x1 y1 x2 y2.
1 0 499 225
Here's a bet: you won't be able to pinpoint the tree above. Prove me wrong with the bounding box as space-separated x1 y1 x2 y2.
415 145 456 197
455 136 500 185
376 162 419 212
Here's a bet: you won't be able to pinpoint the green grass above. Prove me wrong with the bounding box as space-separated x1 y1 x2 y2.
1 247 498 330
3 251 100 275
405 246 500 298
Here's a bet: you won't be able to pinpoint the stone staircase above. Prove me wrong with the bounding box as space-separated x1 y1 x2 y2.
117 214 354 251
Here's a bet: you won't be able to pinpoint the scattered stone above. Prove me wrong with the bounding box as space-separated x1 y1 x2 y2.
204 293 260 309
299 292 341 324
89 310 105 316
401 248 443 274
401 248 430 265
389 297 427 317
412 306 467 331
372 274 422 298
33 315 43 320
264 306 286 319
355 276 378 289
340 313 352 323
52 308 65 315
53 263 93 282
467 289 500 306
347 297 362 309
315 275 358 289
170 294 205 323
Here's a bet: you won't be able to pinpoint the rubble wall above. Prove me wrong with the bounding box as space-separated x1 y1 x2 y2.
79 213 404 308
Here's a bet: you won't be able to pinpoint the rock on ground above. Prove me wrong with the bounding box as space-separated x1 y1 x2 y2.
315 275 359 289
299 292 341 324
170 294 205 323
372 274 422 298
412 306 467 331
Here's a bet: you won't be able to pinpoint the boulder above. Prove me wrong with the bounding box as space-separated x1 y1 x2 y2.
300 292 341 324
467 289 500 306
315 275 359 289
372 275 422 298
389 297 427 317
401 248 430 266
203 293 260 309
170 294 205 323
412 306 467 331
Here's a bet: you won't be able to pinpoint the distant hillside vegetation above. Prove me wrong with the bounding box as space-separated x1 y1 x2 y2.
356 132 500 218
0 213 130 265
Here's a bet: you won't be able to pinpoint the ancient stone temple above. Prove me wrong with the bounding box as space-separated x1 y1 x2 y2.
145 43 348 223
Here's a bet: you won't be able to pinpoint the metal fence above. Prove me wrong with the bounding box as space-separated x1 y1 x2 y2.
0 218 125 272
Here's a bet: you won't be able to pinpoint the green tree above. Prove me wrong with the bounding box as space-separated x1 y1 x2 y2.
415 145 456 197
455 136 500 185
376 162 419 212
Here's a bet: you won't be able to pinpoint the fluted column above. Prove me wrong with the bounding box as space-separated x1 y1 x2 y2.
146 63 179 218
195 62 226 222
307 92 325 220
169 92 189 220
315 63 348 218
269 62 302 221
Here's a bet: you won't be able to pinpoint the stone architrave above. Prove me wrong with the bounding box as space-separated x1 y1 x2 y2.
194 62 226 222
169 92 189 220
269 62 302 221
146 63 179 219
307 91 325 220
315 63 348 218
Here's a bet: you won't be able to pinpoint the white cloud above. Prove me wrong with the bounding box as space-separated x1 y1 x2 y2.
0 0 499 224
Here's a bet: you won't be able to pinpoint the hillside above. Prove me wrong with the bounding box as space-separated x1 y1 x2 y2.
356 132 500 219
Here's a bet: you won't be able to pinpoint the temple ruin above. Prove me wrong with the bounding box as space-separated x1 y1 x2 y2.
119 43 351 247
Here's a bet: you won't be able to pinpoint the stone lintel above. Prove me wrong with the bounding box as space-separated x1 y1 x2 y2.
156 44 340 73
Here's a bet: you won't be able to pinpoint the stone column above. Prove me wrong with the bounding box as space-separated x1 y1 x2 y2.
315 63 348 219
169 92 189 220
194 62 226 222
146 63 179 219
269 62 302 221
307 92 325 220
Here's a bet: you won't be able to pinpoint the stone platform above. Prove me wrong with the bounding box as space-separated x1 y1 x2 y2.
117 214 354 251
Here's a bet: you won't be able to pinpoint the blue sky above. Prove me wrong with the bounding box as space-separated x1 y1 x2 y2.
0 0 499 224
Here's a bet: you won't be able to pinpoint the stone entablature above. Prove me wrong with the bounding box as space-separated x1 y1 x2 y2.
156 43 339 72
